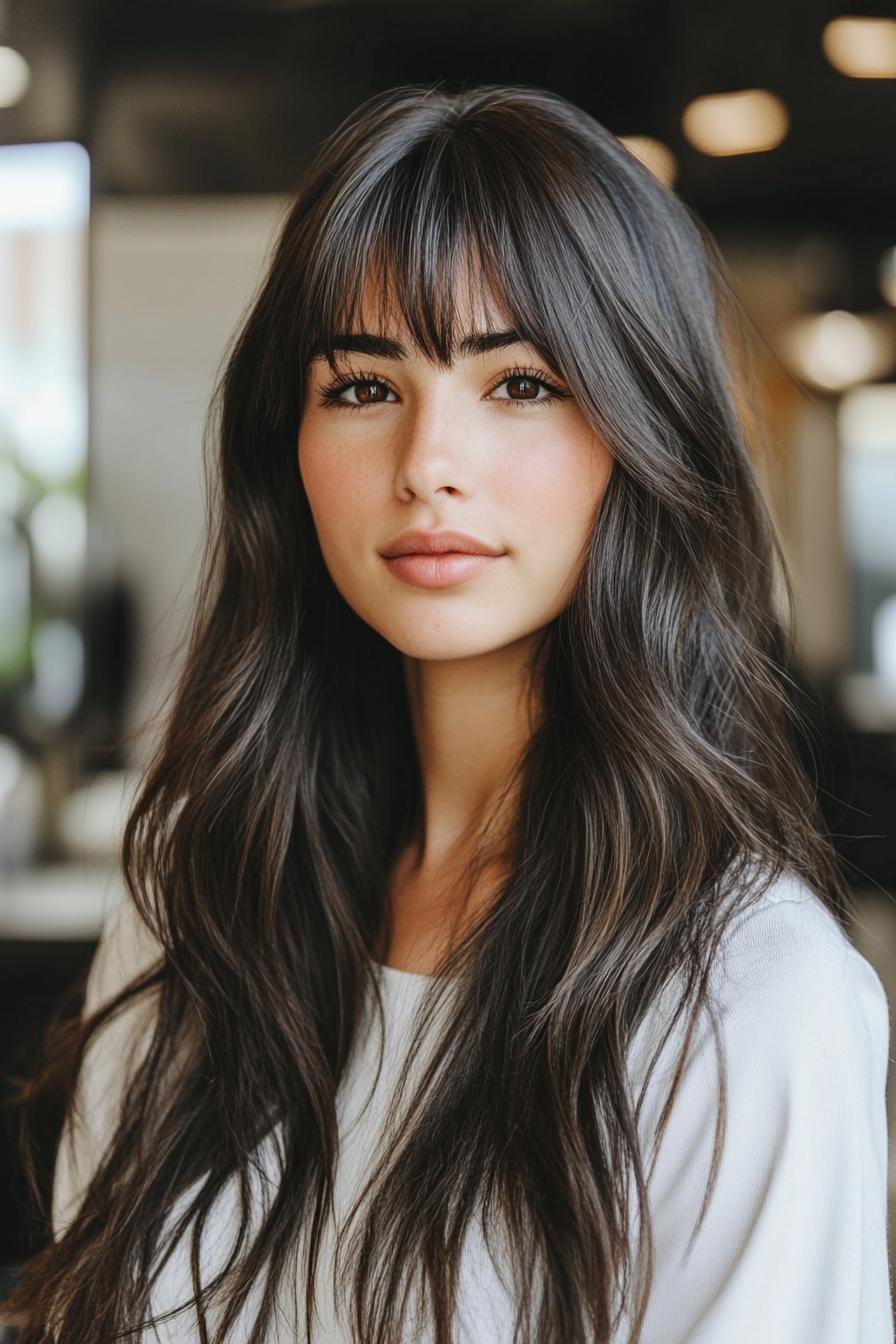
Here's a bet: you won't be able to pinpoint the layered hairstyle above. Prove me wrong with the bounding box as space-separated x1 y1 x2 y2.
7 81 851 1344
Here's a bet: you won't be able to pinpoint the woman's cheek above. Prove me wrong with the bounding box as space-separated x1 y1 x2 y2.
300 438 353 531
499 446 592 530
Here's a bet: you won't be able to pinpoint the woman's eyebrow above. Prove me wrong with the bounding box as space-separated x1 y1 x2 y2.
308 329 524 362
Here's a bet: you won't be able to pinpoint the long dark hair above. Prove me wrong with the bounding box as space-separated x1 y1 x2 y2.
7 81 852 1344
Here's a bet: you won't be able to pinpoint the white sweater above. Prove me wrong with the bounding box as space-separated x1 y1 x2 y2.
52 870 895 1342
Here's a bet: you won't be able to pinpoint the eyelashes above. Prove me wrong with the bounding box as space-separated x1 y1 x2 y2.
315 364 570 413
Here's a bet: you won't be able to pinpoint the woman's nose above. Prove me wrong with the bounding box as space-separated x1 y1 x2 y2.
392 388 479 499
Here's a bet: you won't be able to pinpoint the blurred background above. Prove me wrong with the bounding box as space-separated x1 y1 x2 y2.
1 0 895 1330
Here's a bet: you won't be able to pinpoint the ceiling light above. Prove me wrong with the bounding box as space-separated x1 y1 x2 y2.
779 309 896 391
681 88 789 156
0 46 29 108
618 135 678 187
822 17 896 78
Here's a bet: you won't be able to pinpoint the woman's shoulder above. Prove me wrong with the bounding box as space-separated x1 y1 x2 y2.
82 892 166 1013
51 893 167 1241
712 867 889 1052
623 866 894 1342
630 865 890 1100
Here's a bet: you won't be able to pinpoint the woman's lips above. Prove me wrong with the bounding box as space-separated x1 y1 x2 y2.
382 551 504 588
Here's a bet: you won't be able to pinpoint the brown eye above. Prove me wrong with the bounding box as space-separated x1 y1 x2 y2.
488 367 567 408
354 379 390 404
506 375 540 400
319 372 398 409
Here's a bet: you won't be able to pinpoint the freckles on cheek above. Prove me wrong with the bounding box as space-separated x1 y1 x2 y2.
299 430 342 501
300 440 379 541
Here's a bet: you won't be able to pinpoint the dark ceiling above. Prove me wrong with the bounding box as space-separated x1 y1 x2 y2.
2 0 896 245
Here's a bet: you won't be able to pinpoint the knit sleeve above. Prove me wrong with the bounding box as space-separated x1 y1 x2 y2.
51 894 165 1242
623 891 894 1344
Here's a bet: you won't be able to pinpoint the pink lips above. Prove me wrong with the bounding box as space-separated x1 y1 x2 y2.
379 528 506 589
383 552 502 588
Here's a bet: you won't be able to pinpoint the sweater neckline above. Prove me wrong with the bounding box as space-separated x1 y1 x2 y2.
372 958 438 985
369 957 465 996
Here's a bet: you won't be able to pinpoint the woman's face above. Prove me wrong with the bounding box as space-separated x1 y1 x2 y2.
297 281 614 662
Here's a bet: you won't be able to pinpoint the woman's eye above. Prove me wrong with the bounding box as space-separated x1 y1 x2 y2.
490 374 560 405
317 366 568 411
321 376 396 409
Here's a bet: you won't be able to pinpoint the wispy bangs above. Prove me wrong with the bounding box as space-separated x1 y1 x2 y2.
300 128 577 379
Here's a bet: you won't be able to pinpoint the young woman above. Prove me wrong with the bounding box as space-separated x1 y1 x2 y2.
7 82 892 1344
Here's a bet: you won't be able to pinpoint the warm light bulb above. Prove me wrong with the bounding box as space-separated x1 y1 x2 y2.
681 88 789 156
780 309 896 391
823 17 896 78
618 135 678 187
